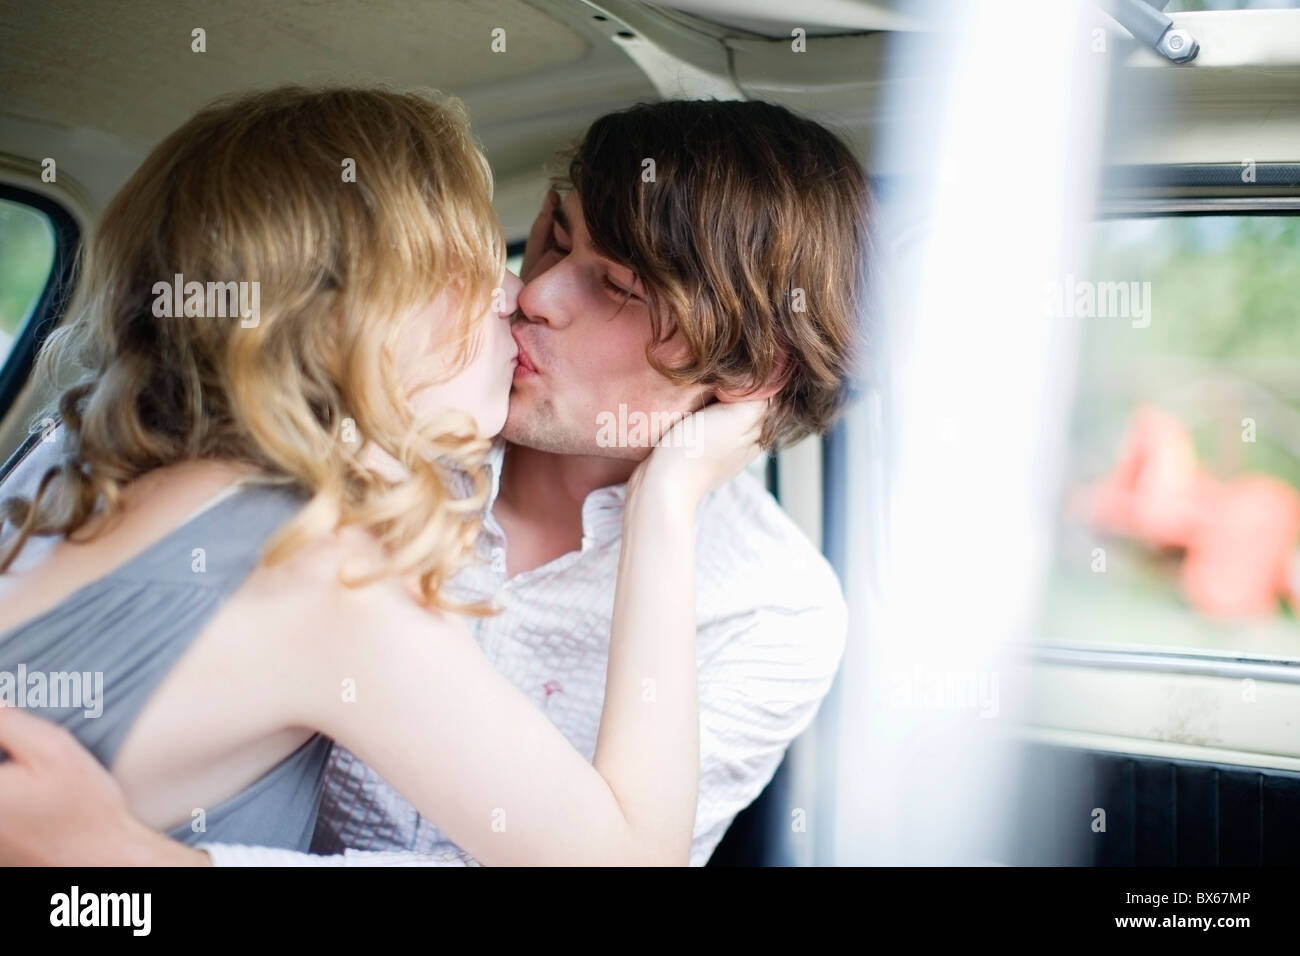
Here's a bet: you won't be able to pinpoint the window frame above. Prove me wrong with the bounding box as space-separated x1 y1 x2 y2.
1042 187 1300 666
0 183 80 424
1017 173 1300 771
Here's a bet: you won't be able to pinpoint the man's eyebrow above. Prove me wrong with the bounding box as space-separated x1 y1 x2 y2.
551 201 640 290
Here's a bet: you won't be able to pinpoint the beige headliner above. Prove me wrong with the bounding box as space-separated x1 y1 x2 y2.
0 0 662 233
1 0 588 151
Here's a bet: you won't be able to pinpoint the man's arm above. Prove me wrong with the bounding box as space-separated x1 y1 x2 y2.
0 683 479 866
198 844 475 866
0 704 207 866
689 596 848 866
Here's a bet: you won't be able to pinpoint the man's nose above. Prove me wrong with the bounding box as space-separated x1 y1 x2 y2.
516 259 575 329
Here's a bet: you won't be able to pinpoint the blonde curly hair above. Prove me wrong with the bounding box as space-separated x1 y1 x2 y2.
0 86 505 612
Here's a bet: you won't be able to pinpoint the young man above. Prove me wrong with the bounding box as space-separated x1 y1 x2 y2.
0 99 870 866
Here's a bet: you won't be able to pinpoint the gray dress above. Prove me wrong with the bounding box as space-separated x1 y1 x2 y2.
0 480 333 849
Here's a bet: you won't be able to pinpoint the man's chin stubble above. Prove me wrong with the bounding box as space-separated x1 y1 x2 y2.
502 404 647 461
502 402 580 455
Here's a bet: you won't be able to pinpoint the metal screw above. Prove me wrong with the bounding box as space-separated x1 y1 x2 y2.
1156 28 1198 64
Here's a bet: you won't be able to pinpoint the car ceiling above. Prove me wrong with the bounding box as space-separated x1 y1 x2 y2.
7 1 1300 234
0 0 893 238
3 1 590 149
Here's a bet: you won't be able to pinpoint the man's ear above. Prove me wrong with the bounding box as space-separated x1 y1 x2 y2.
714 353 790 405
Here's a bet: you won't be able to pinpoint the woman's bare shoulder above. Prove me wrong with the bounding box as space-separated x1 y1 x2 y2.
233 518 475 733
241 519 467 648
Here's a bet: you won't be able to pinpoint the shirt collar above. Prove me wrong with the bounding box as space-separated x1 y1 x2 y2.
485 440 627 551
578 482 627 549
484 439 507 511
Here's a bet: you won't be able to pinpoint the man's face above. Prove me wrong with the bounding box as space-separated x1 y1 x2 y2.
503 190 709 458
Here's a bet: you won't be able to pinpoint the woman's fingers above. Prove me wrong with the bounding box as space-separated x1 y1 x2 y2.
641 399 769 506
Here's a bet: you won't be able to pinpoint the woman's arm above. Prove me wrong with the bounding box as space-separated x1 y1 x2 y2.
295 401 765 867
0 403 763 866
587 475 698 864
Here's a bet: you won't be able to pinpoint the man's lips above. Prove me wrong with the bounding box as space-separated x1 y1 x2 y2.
512 329 539 376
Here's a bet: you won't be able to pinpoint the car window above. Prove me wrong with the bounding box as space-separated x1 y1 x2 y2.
0 197 57 369
505 249 524 277
1044 213 1300 661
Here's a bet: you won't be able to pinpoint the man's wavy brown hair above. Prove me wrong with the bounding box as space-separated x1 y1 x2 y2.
557 99 872 450
0 86 504 611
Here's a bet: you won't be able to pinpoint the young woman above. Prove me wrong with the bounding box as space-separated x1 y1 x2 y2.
0 87 764 866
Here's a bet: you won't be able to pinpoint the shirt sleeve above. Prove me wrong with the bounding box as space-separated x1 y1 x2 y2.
689 594 849 866
0 423 65 501
198 843 477 866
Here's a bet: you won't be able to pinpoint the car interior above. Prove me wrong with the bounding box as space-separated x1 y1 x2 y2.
2 0 1299 868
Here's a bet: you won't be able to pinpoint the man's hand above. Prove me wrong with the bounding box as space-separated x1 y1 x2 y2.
0 705 210 866
519 187 560 283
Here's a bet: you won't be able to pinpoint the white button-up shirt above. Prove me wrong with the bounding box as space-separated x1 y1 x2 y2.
204 442 848 866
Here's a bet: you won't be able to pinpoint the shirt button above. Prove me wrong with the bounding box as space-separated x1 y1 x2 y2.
491 550 506 573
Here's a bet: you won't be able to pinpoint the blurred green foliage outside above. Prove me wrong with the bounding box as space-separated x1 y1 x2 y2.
0 198 56 351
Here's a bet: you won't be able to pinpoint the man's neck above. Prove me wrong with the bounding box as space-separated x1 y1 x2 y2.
498 442 637 517
492 443 639 576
